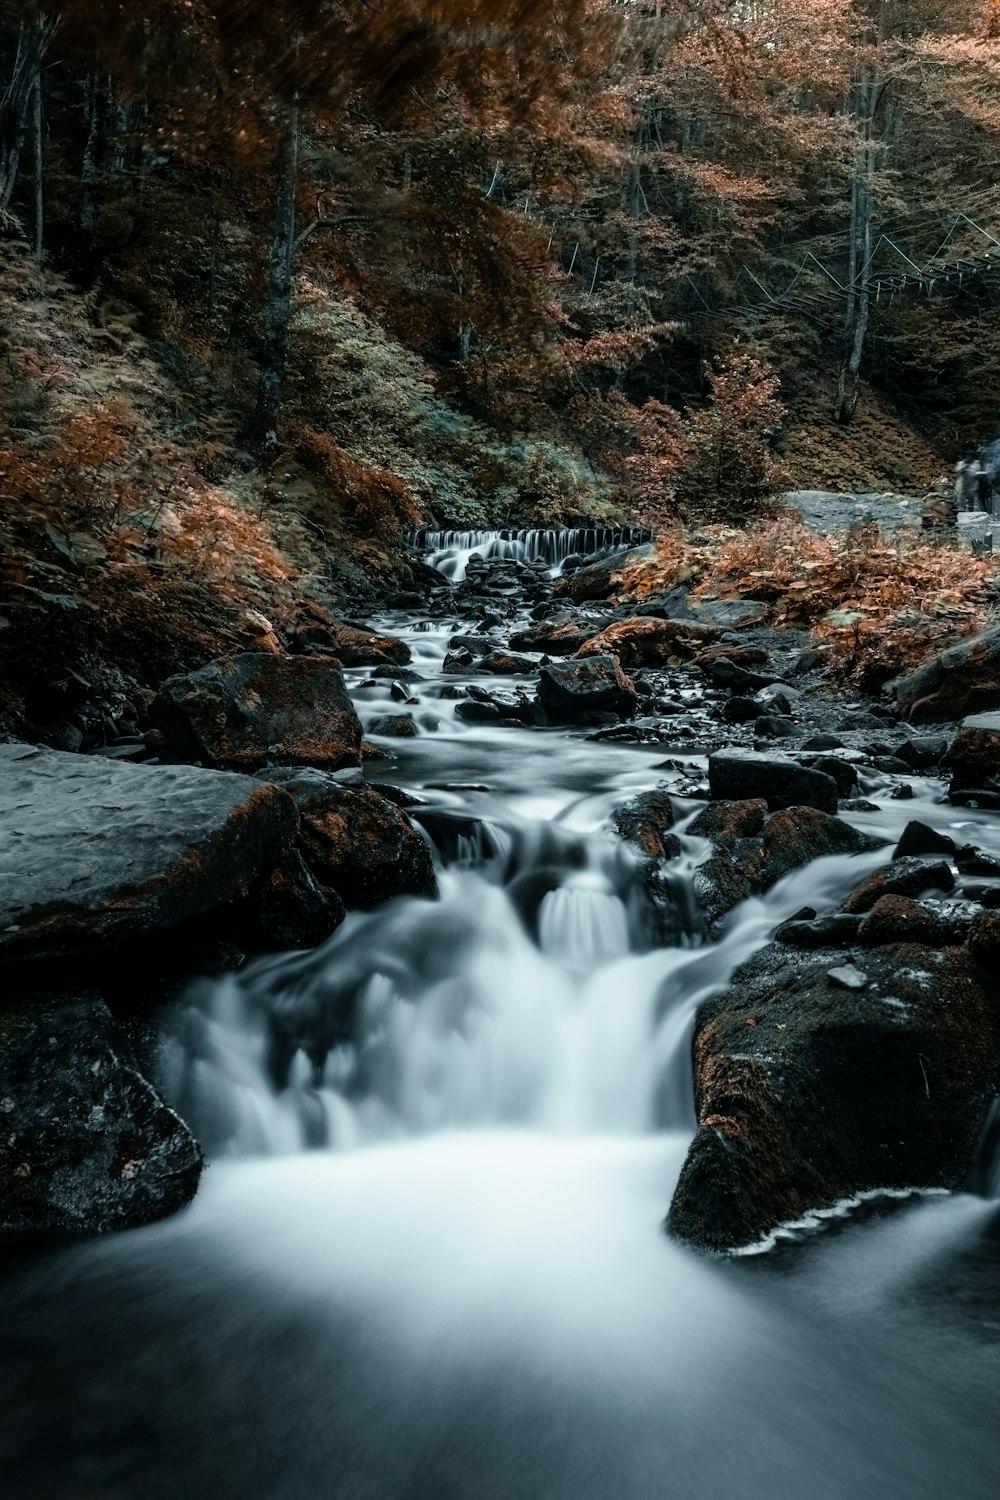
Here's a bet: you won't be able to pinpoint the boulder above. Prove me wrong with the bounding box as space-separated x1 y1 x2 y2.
289 600 411 666
509 620 598 656
262 770 437 909
667 938 1000 1254
610 790 678 858
575 616 719 669
251 850 345 950
0 992 202 1234
0 744 297 964
151 653 363 771
689 800 882 928
892 821 956 861
537 655 637 724
885 625 1000 721
369 713 418 738
842 856 955 915
945 712 1000 801
708 750 839 813
477 651 536 676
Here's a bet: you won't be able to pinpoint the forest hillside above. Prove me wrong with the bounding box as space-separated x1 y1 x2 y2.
3 1 1000 730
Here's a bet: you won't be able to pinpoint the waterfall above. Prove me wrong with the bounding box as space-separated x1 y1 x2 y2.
407 526 652 582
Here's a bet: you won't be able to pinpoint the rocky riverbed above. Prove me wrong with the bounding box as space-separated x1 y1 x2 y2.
3 532 1000 1250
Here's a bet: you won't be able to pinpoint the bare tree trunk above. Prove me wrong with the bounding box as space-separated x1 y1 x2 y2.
31 56 42 258
836 72 875 424
80 76 103 237
251 115 298 459
0 34 32 216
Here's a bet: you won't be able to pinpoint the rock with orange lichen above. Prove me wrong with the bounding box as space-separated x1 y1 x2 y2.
574 615 718 669
0 742 298 963
287 599 411 667
150 652 363 771
261 769 437 909
667 937 1000 1254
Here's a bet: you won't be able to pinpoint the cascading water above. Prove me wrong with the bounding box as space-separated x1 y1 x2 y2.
4 608 1000 1500
408 525 651 581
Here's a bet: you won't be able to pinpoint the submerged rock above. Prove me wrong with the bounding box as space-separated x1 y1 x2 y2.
537 655 637 723
667 938 1000 1254
0 993 202 1234
0 743 297 964
151 652 363 771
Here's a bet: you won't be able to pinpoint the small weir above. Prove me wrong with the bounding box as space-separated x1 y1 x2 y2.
407 525 652 581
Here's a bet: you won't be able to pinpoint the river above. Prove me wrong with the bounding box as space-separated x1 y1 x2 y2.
2 609 1000 1499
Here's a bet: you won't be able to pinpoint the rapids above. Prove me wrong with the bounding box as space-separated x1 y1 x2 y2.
3 610 1000 1500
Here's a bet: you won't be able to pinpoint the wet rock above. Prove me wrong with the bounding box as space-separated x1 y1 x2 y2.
611 790 678 859
477 651 536 676
802 733 846 751
708 750 839 813
0 744 297 964
291 783 437 910
945 712 1000 802
251 850 345 950
695 599 771 631
843 856 955 915
575 616 719 669
810 756 858 797
151 653 363 771
896 734 948 770
0 992 202 1234
827 963 868 991
956 845 1000 877
775 913 863 948
553 547 649 603
754 715 796 739
509 620 598 656
885 625 1000 721
722 697 759 725
689 801 881 928
448 634 496 655
840 797 881 813
537 655 637 724
667 938 1000 1254
632 586 696 621
289 600 411 667
857 895 964 949
369 714 418 738
706 658 777 694
892 821 956 861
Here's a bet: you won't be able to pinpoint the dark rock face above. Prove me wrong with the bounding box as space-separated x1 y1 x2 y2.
667 940 1000 1254
509 620 598 656
477 651 536 675
289 601 411 666
537 655 637 723
689 800 882 928
892 821 956 861
708 750 839 813
0 994 202 1234
0 744 297 963
886 626 1000 721
945 711 1000 801
151 652 363 771
267 772 438 909
369 713 418 738
251 850 346 950
611 790 677 858
575 616 719 669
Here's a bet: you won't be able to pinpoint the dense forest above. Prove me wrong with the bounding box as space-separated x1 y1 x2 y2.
2 1 1000 724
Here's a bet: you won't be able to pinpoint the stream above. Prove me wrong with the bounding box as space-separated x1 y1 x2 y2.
3 608 1000 1499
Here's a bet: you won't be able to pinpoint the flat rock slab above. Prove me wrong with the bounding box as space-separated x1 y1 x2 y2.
0 743 296 963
